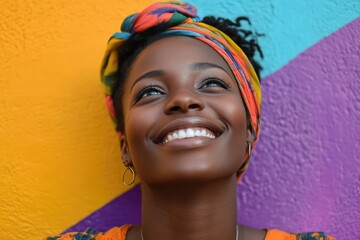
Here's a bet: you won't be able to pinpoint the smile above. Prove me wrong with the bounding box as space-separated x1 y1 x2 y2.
153 117 224 147
163 128 216 144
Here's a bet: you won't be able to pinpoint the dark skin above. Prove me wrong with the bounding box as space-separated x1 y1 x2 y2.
119 36 266 240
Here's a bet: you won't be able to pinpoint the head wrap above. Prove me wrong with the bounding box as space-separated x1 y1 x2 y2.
100 1 262 177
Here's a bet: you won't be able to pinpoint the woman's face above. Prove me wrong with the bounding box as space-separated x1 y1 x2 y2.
121 36 248 186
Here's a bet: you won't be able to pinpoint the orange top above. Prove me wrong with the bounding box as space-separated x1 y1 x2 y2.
47 225 336 240
265 229 335 240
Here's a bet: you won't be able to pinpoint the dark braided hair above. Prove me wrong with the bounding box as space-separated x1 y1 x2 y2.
201 16 264 77
112 16 264 133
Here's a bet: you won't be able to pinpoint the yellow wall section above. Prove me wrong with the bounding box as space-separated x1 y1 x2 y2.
0 0 155 239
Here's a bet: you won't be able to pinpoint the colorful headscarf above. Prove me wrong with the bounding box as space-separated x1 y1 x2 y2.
100 1 262 177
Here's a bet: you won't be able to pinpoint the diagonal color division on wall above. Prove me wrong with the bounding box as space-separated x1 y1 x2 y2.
65 17 360 240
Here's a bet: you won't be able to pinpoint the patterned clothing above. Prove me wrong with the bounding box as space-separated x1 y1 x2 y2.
47 225 336 240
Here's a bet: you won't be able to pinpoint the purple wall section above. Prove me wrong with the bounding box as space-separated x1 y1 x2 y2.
236 17 360 239
66 18 360 238
66 186 142 231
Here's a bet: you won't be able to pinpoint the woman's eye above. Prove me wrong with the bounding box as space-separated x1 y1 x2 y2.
200 78 230 89
134 87 164 103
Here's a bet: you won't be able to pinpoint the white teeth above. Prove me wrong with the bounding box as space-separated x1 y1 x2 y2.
166 134 173 142
163 128 216 143
201 129 206 136
195 130 201 136
178 130 186 139
186 128 195 137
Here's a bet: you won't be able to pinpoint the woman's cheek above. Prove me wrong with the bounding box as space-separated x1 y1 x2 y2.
124 104 161 146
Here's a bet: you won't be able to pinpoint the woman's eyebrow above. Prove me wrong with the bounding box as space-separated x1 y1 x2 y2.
131 70 165 91
131 63 228 91
190 62 228 73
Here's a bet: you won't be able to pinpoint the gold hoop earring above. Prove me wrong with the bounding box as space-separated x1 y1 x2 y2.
247 142 252 157
122 165 136 186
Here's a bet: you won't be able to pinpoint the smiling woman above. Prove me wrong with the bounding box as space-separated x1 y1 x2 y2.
121 37 248 186
47 1 335 240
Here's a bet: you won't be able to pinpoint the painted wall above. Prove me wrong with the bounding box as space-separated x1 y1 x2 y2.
0 0 359 239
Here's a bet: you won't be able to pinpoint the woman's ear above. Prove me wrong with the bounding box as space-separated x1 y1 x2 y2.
120 135 132 166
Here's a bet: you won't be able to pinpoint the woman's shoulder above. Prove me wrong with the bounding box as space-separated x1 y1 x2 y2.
46 224 132 240
265 228 336 240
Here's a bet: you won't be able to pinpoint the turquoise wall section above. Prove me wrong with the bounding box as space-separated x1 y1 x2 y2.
188 0 359 76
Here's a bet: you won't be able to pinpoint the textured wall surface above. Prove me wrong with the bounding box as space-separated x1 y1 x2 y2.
0 0 155 239
237 18 360 238
0 0 359 239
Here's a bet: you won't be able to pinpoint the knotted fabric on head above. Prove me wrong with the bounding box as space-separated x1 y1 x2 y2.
100 1 262 178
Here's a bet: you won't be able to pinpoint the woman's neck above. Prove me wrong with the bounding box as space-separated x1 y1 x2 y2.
140 177 238 240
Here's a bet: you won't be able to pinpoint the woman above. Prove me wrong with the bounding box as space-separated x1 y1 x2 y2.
48 2 335 240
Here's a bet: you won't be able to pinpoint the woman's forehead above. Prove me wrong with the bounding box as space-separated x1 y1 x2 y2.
127 36 234 79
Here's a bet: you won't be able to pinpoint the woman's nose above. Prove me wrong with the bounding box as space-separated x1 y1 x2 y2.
164 90 205 114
